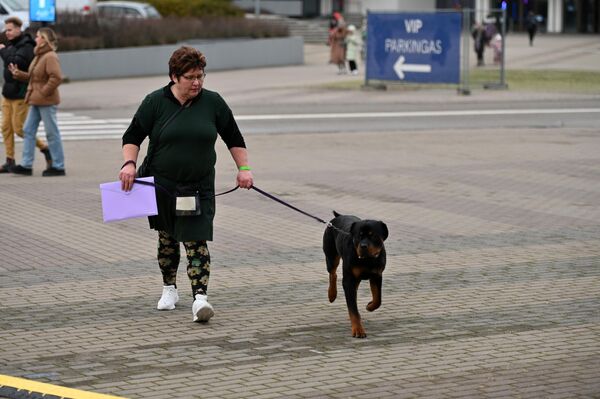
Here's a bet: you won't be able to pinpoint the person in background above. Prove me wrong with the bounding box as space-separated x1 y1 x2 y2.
526 11 538 46
328 11 344 35
329 24 347 74
472 22 487 66
9 27 65 176
119 46 253 323
0 17 51 173
491 32 503 64
345 25 361 75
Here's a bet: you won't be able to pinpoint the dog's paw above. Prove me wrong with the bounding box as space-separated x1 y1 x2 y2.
328 273 337 303
328 286 337 303
351 325 367 338
366 301 380 312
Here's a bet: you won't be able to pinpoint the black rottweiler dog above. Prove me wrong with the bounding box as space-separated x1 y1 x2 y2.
323 211 388 338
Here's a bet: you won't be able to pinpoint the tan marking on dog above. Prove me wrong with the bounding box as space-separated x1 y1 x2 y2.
349 313 366 338
366 280 381 312
328 256 340 303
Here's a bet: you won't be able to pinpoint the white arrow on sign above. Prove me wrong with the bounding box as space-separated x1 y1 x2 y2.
393 56 432 80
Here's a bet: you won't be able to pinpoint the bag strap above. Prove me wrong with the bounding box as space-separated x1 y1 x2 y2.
142 99 191 172
133 179 239 200
133 178 175 198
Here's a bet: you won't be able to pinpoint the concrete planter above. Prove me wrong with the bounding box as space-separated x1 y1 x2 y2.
59 36 303 81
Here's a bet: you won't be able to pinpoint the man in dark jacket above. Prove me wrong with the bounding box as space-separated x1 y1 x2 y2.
0 16 50 173
526 11 538 46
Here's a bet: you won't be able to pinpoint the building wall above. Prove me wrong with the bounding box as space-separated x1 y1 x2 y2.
234 0 303 16
321 0 437 14
359 0 437 12
482 0 599 33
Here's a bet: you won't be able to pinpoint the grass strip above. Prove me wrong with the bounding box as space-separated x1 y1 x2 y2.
317 69 600 94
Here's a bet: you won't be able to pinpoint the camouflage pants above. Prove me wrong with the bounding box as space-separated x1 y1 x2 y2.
157 230 210 297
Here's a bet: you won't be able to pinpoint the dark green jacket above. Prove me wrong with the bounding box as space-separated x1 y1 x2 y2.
122 83 246 241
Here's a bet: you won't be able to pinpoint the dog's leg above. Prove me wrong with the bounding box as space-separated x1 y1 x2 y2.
366 274 382 312
343 277 366 338
327 255 340 302
323 227 340 303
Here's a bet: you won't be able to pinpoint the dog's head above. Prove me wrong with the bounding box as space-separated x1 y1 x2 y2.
350 220 388 259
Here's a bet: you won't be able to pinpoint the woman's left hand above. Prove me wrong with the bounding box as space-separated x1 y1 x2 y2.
237 170 253 189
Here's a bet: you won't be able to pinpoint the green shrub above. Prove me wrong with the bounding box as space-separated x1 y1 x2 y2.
110 0 245 18
39 12 288 51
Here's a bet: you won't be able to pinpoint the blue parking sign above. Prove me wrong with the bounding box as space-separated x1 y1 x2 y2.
30 0 56 23
366 12 462 84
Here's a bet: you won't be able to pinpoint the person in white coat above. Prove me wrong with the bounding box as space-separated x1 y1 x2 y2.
345 25 362 75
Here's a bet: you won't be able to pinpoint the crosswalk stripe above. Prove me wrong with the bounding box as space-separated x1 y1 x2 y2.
0 112 129 142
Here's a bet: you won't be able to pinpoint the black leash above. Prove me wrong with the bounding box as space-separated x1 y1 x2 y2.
133 180 346 233
250 185 349 234
250 185 328 224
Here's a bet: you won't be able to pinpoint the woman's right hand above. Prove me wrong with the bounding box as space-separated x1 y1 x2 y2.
119 163 136 191
8 63 19 74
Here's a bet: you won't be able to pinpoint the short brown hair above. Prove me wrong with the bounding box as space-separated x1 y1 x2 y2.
4 16 23 28
168 46 206 80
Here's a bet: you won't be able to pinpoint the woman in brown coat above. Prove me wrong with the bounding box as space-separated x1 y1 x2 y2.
10 27 65 176
329 25 347 74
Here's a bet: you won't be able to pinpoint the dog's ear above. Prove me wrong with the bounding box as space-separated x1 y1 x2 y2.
376 221 388 241
350 221 360 237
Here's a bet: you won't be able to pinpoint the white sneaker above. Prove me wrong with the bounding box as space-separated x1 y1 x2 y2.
157 285 179 310
192 294 214 322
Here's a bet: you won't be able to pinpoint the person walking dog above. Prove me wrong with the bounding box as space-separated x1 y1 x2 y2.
119 46 254 323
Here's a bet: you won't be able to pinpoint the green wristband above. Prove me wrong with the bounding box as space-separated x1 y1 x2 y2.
239 166 251 171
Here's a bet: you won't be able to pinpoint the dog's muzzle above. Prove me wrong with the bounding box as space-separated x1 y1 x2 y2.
357 244 381 259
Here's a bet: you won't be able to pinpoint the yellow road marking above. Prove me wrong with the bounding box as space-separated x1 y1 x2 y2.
0 375 126 399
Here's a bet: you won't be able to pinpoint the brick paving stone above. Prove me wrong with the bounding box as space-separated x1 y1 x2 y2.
1 75 600 399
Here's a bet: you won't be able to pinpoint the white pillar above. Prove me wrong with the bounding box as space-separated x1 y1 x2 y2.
547 0 563 33
475 0 490 24
321 0 332 15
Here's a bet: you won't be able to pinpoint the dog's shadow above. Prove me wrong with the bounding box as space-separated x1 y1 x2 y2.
256 310 557 354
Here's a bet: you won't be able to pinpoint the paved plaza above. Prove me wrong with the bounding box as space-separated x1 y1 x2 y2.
1 35 600 398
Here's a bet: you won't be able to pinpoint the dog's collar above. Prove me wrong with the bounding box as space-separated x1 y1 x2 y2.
327 222 351 235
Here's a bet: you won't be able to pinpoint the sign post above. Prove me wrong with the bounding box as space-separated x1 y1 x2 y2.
30 0 56 25
366 12 462 86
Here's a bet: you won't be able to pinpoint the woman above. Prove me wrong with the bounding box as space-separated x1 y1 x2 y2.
329 24 347 74
119 46 253 323
10 27 65 176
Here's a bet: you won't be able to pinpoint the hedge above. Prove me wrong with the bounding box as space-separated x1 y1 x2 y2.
26 13 288 51
140 0 245 17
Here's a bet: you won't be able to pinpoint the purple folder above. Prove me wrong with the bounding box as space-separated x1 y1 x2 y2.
99 176 158 223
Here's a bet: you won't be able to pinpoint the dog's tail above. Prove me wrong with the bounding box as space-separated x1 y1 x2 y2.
333 210 341 218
